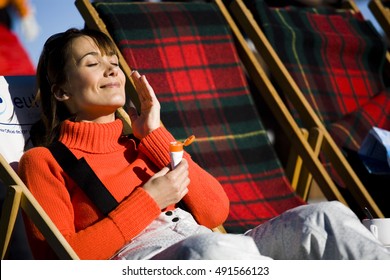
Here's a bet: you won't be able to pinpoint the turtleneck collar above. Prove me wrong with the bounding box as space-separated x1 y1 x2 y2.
58 119 125 153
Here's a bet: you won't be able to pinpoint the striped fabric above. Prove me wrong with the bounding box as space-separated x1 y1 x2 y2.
94 1 305 233
247 0 390 151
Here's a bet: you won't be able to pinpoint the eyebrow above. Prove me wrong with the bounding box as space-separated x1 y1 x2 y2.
76 51 99 64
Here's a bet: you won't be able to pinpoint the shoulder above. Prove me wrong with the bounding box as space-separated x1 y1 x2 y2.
22 146 53 159
19 146 57 167
18 146 63 183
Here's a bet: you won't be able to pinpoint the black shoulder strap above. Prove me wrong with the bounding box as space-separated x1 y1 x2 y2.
48 141 119 215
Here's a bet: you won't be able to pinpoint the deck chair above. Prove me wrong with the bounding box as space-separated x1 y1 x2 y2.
75 0 354 233
228 0 389 217
0 76 79 259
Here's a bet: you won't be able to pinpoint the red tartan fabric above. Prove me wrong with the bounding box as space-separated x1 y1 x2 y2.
247 0 390 151
94 2 305 233
0 25 35 75
328 89 390 150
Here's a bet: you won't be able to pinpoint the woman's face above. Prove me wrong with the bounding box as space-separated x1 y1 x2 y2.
59 35 126 123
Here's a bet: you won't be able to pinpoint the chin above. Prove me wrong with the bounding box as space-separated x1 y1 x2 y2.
111 96 126 107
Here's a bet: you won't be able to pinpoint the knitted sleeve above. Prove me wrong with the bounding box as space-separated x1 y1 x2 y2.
138 127 230 228
18 147 160 260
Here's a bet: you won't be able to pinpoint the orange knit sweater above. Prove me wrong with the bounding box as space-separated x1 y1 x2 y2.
18 119 229 260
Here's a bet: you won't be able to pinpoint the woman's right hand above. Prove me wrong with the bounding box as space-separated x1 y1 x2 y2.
142 159 190 209
127 71 161 140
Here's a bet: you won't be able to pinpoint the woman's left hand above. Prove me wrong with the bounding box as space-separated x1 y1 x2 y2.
128 71 161 139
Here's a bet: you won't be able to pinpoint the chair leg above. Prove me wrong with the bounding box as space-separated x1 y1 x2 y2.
0 185 22 259
286 127 324 201
369 0 390 40
286 128 309 191
295 127 324 201
212 225 227 234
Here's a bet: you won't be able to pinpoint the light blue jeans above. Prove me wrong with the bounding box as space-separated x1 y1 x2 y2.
114 202 390 260
244 201 390 259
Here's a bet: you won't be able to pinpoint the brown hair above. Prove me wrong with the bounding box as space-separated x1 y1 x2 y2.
34 28 118 146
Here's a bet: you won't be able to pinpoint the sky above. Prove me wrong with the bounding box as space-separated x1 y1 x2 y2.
11 0 385 69
13 0 85 67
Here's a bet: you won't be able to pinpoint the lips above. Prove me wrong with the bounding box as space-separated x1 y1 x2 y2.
100 82 120 88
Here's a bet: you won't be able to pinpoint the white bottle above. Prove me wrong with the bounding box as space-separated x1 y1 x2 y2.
169 141 184 170
169 135 195 170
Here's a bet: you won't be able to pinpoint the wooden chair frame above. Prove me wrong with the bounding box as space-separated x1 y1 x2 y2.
227 0 384 217
369 0 390 66
369 0 390 41
0 154 79 259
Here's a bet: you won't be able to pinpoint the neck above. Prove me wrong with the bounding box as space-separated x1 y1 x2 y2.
74 112 116 124
59 118 125 153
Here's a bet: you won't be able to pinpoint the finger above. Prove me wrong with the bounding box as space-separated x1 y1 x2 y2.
130 70 141 81
170 165 189 188
131 73 150 105
169 159 187 174
130 71 144 95
173 158 188 172
181 186 189 198
152 166 170 179
171 160 189 181
141 75 157 102
136 75 152 104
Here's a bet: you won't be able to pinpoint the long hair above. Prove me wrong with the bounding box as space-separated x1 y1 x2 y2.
34 28 118 146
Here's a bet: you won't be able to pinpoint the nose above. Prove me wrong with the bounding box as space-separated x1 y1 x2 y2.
104 62 119 77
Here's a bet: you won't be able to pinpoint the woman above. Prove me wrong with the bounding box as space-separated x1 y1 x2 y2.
19 28 390 260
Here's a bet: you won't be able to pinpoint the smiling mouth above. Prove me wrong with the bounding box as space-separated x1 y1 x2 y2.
101 83 120 88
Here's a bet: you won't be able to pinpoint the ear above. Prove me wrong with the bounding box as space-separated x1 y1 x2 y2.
52 84 70 101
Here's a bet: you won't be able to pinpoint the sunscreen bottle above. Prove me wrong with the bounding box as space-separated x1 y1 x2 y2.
169 135 195 169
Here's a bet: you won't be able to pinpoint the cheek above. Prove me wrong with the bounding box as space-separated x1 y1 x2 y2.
81 74 99 90
65 73 90 95
66 76 98 107
119 70 126 85
118 71 127 97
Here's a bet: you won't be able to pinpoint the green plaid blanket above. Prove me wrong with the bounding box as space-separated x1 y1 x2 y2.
94 1 305 233
246 0 390 151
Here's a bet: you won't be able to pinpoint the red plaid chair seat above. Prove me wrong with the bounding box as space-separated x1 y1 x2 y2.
93 1 306 233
